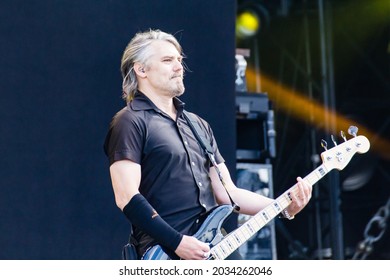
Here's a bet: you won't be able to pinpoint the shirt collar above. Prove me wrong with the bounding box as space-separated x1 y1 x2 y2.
130 91 185 115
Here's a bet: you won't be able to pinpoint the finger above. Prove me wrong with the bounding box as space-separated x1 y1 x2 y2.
292 183 306 207
299 179 312 200
196 248 210 259
203 251 211 259
296 177 311 200
294 179 304 199
202 243 211 259
198 240 210 251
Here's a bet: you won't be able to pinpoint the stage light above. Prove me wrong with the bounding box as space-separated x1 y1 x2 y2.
236 10 260 39
236 1 270 40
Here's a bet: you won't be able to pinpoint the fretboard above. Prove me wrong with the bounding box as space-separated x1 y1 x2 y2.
210 163 329 260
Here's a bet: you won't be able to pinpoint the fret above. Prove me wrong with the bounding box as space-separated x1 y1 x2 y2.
231 234 241 248
215 245 225 259
264 205 279 221
266 207 278 218
276 193 292 209
248 219 259 232
260 211 268 223
268 205 278 217
223 236 234 249
225 236 236 250
220 241 232 255
232 232 242 245
253 215 265 229
236 231 246 244
217 233 245 259
273 201 282 213
217 245 225 258
262 210 270 221
219 243 225 254
246 222 255 234
220 234 242 256
235 224 255 245
219 244 228 258
305 164 329 185
212 248 223 260
239 225 252 239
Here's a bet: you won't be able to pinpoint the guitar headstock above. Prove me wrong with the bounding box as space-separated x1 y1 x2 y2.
320 127 370 171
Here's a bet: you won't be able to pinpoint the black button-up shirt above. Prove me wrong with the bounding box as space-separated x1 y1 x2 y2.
104 91 224 239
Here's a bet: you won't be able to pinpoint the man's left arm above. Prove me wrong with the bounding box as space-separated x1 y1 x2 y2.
209 163 312 217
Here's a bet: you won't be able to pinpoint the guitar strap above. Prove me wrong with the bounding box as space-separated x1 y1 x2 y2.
183 110 240 211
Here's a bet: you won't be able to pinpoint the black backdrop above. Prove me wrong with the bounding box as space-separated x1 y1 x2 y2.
0 0 236 259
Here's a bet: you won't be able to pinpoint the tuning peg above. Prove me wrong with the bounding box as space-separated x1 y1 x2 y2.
348 126 358 137
321 139 328 150
331 135 338 146
340 131 347 142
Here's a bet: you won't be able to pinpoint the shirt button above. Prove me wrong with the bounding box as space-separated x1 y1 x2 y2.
196 219 199 224
191 161 195 166
198 182 202 187
184 141 188 145
202 203 207 208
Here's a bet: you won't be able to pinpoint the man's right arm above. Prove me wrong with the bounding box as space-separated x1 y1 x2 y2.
109 159 210 260
109 159 141 210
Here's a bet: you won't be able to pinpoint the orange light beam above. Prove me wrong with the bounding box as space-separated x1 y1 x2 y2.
246 69 390 160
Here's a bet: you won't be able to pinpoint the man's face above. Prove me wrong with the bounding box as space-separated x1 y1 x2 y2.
144 40 185 98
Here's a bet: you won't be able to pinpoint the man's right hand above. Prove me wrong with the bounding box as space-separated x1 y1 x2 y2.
175 235 210 260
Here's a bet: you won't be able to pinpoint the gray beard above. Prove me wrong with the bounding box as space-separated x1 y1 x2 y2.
171 83 185 97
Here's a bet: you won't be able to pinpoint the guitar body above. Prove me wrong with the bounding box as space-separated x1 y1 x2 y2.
142 205 234 260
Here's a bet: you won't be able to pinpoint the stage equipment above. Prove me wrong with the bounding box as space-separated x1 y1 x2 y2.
235 50 249 93
236 92 275 162
236 163 277 259
235 91 277 259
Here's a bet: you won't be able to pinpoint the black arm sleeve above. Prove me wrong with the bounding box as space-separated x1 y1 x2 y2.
123 193 183 251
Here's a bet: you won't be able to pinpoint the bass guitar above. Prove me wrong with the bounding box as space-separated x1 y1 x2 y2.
142 127 370 260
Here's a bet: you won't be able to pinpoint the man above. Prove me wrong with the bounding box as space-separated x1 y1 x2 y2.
104 29 312 260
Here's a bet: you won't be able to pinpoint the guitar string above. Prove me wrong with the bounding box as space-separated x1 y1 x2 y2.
211 170 323 259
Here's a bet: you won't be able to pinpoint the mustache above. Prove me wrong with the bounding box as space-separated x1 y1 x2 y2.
170 74 183 80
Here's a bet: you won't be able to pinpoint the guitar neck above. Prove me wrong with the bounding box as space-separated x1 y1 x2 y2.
210 163 330 260
275 163 330 211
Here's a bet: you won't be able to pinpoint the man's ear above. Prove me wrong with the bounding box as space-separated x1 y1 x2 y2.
134 62 146 77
